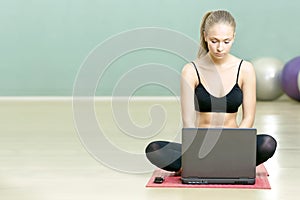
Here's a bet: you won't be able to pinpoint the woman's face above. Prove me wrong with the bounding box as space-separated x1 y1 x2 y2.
204 23 235 60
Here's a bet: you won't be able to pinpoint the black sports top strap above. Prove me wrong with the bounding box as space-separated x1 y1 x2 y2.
191 62 201 83
236 60 243 83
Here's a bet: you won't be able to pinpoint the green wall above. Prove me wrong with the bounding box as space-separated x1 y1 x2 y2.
0 0 299 96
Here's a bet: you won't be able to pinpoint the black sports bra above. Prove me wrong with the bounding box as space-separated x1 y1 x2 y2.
192 60 243 113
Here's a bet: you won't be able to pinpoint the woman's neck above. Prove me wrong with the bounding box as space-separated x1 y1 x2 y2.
208 53 232 66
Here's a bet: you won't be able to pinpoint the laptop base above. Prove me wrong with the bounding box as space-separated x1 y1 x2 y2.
181 177 256 185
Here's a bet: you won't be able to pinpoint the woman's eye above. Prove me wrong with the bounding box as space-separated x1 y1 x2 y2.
224 41 230 44
211 40 217 43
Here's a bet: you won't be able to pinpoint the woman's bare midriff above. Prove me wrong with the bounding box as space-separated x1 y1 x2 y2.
196 112 239 128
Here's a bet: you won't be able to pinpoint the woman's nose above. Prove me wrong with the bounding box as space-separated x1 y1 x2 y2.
217 42 224 52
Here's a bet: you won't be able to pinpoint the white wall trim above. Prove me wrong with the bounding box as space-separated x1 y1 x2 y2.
0 96 180 102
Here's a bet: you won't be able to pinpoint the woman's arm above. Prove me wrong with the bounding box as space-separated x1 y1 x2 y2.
239 61 256 128
180 63 198 128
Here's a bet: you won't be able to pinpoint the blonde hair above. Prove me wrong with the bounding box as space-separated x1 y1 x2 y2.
197 10 236 58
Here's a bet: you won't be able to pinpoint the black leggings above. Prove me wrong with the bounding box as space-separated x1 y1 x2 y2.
145 134 277 172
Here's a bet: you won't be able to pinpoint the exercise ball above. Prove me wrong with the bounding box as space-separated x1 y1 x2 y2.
280 56 300 101
298 72 300 93
252 57 284 101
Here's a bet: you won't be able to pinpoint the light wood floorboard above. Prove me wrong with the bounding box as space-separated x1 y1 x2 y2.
0 97 299 200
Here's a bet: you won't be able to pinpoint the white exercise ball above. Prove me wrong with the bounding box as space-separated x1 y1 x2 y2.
252 57 284 101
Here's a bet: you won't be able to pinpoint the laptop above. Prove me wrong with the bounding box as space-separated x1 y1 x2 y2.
181 128 256 185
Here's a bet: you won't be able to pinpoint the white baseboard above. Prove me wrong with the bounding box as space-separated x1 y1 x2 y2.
0 96 180 102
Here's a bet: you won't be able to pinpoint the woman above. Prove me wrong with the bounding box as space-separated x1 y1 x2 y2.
145 10 277 174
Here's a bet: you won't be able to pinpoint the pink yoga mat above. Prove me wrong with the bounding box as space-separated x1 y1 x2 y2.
146 164 271 189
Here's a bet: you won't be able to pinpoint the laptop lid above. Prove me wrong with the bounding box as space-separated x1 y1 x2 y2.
181 128 257 184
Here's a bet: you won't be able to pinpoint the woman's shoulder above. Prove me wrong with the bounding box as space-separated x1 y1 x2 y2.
181 62 196 75
181 62 199 85
236 58 256 82
230 55 254 72
240 59 255 73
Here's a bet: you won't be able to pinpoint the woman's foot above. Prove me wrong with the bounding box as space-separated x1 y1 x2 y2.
174 168 182 176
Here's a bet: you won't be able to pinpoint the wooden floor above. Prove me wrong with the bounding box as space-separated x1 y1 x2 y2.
0 97 299 200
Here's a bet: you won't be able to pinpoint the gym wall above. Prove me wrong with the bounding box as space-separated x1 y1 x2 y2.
0 0 298 96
